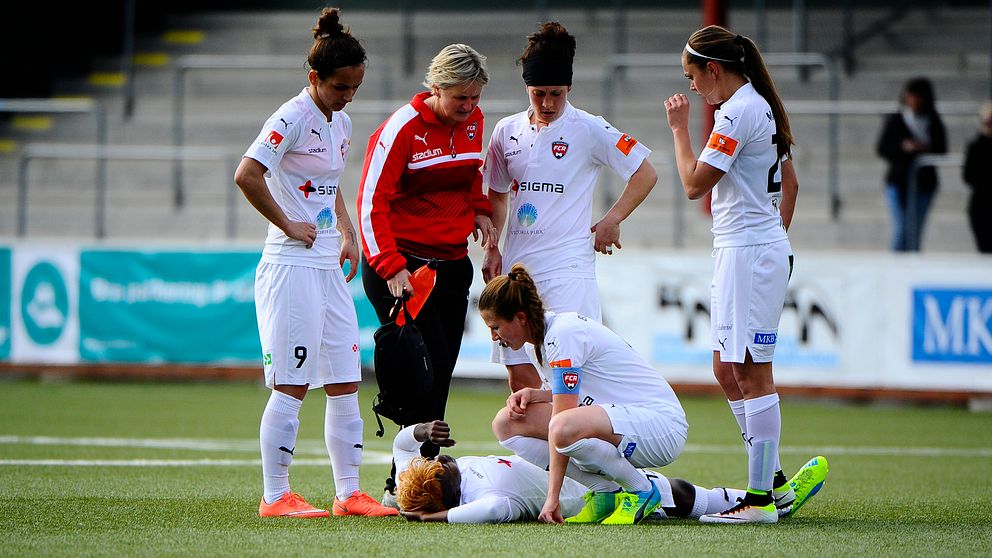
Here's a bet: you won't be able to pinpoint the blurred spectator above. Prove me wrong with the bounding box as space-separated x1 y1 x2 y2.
876 77 947 252
963 101 992 253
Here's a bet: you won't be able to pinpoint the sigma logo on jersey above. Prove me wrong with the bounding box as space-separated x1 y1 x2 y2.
518 181 565 194
615 134 638 156
516 203 539 227
466 122 478 140
753 332 777 345
551 141 569 159
263 130 284 153
298 180 337 199
412 147 443 162
707 132 739 156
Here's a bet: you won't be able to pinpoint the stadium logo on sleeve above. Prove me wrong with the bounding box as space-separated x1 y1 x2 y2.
466 123 477 140
264 130 284 149
551 140 569 159
615 135 638 156
707 132 738 156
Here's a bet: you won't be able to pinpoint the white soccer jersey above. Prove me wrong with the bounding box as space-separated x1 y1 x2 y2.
483 102 650 281
540 312 684 418
698 82 789 248
392 427 586 523
244 88 352 269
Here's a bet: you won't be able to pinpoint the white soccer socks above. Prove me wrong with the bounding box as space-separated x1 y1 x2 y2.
325 392 363 500
260 390 303 504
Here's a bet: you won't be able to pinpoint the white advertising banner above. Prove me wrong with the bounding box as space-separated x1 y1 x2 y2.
10 245 80 363
456 250 992 393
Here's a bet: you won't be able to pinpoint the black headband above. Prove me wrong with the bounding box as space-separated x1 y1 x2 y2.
521 54 573 86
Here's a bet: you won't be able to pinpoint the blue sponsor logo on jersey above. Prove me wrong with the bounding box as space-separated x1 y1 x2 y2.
622 442 637 458
517 203 538 227
316 207 333 231
753 332 777 345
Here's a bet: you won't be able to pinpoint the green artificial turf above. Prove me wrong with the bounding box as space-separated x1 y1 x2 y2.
1 379 990 557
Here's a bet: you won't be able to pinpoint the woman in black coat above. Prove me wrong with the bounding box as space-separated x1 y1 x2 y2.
963 101 992 253
876 77 947 252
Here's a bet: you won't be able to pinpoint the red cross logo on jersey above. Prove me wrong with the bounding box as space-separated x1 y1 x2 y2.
510 179 520 198
551 141 569 159
562 372 579 390
298 179 315 199
497 458 512 467
352 344 359 352
466 122 477 140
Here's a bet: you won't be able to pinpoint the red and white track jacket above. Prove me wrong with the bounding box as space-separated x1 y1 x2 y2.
358 91 491 280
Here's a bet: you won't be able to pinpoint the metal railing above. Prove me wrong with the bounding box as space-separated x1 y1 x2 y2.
18 143 236 239
171 54 396 208
906 153 965 251
602 52 842 218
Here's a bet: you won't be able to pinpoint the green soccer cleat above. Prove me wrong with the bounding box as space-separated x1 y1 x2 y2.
783 455 829 517
600 480 662 525
565 490 621 524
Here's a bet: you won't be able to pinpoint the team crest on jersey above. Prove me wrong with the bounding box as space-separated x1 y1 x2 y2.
551 141 569 159
561 371 579 391
466 122 478 140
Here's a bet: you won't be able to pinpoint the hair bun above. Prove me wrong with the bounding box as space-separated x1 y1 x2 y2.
313 7 346 40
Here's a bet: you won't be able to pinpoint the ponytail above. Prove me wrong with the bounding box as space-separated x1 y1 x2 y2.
686 25 793 158
478 264 547 365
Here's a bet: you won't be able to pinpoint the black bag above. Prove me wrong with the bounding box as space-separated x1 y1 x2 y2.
371 298 433 436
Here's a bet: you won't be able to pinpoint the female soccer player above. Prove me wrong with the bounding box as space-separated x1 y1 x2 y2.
234 7 396 518
479 265 688 525
663 25 800 524
483 22 657 392
393 421 831 524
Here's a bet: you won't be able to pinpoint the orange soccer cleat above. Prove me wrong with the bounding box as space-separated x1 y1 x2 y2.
258 491 330 518
332 490 401 517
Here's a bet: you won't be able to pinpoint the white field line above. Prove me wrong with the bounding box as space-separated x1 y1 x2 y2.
0 436 990 466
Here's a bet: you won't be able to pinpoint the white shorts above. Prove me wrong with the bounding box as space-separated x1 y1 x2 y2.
602 402 688 469
710 239 792 363
255 261 361 389
491 276 602 366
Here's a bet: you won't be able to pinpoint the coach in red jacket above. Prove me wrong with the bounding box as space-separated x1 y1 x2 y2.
358 43 496 499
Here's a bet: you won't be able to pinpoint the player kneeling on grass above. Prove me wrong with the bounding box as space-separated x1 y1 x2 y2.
393 420 827 524
479 265 829 524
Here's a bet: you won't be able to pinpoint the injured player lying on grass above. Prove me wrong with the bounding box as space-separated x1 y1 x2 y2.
393 421 827 524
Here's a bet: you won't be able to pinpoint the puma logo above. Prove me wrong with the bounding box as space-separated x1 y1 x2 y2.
742 433 754 447
509 135 519 144
718 337 728 350
414 133 428 146
311 128 322 141
279 118 292 128
278 446 295 455
723 115 739 125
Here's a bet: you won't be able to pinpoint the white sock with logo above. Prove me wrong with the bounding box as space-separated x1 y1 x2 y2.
557 438 650 493
260 390 303 505
500 435 620 493
691 485 748 518
744 393 781 492
325 392 362 500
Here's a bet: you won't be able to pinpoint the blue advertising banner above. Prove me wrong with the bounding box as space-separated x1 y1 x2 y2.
79 250 261 364
913 288 992 364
